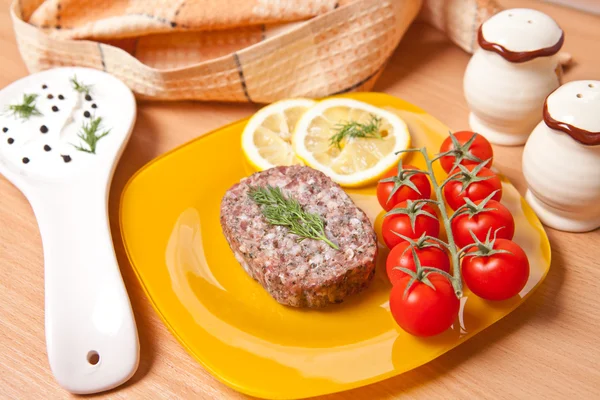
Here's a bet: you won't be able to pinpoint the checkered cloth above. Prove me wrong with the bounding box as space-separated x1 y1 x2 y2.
11 0 500 102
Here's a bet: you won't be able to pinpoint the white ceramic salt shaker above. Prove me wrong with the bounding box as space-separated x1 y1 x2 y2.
464 8 564 146
523 80 600 232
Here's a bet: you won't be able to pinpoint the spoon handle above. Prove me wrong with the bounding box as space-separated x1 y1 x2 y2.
30 182 139 394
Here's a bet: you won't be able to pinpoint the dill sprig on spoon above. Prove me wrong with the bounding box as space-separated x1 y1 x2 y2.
73 115 110 154
329 113 383 149
70 75 93 95
248 185 339 250
6 93 42 120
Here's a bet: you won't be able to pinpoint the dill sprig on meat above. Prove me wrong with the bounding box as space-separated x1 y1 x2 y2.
248 185 339 250
6 93 42 120
70 75 93 94
72 116 110 154
329 113 382 149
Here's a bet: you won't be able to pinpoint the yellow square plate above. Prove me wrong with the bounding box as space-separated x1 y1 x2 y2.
120 93 551 399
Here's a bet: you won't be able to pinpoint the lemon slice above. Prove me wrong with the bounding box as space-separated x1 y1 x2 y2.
242 98 317 171
292 98 411 187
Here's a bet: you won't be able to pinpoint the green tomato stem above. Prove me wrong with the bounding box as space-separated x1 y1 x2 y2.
419 147 464 298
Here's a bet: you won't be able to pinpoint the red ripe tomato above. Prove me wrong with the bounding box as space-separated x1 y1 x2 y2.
390 273 459 337
443 164 502 210
377 165 431 211
451 199 515 248
386 241 451 286
439 131 493 173
462 239 529 301
382 202 440 249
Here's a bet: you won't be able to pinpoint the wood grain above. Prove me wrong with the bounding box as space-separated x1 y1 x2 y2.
1 0 599 398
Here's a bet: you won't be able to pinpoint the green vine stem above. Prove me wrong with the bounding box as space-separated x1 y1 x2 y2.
397 147 464 297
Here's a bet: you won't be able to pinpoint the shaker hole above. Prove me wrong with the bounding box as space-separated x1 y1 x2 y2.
576 93 583 98
527 20 533 24
589 83 595 88
508 13 513 17
87 350 100 365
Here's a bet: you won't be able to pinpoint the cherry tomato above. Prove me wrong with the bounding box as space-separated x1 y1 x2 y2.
443 164 502 210
462 239 529 301
451 199 515 248
377 165 431 211
390 273 459 337
382 202 440 249
439 131 493 173
386 241 451 286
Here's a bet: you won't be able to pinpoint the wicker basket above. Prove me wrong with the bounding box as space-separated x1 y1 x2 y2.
11 0 503 102
11 0 423 103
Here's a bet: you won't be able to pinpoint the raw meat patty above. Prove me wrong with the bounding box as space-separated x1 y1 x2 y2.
220 165 377 308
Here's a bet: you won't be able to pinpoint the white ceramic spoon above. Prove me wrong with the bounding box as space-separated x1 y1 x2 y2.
0 67 139 393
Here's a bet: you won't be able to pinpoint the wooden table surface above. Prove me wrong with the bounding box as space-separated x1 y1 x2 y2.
1 0 599 399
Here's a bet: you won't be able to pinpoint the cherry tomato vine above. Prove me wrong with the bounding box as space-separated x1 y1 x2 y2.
380 132 532 337
390 146 472 298
385 133 503 301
